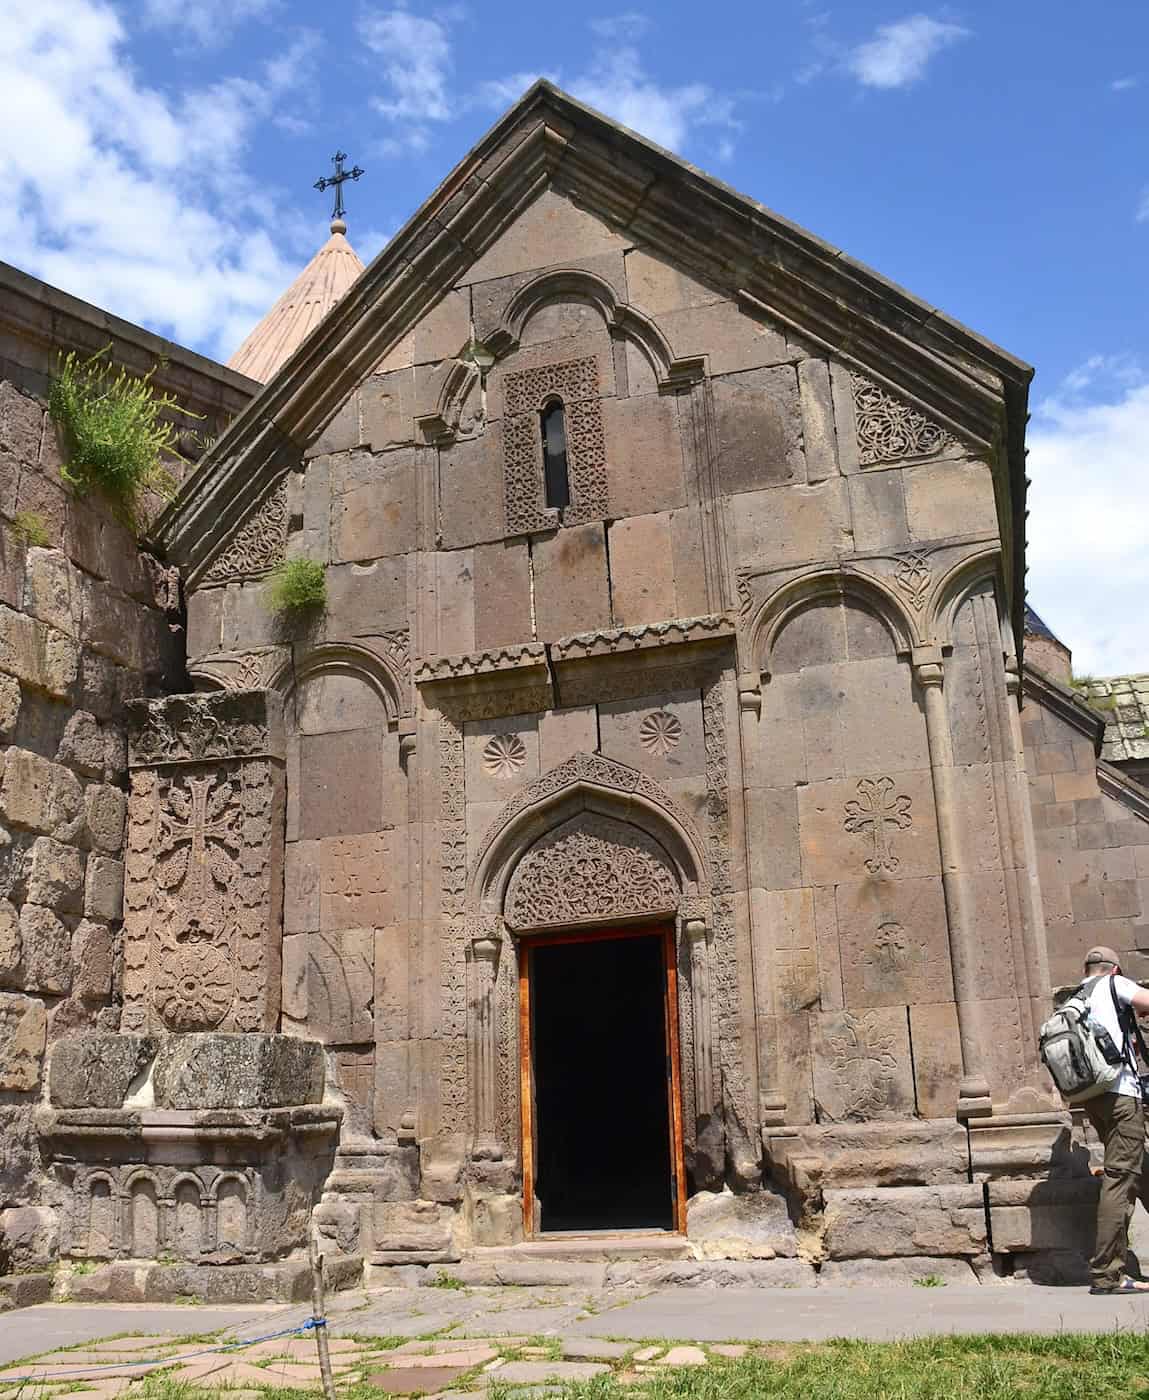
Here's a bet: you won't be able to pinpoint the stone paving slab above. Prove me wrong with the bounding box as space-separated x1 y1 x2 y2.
565 1284 1149 1341
0 1305 279 1365
485 1359 611 1383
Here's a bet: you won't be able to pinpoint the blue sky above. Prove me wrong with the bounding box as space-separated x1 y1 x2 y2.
1 1 1146 673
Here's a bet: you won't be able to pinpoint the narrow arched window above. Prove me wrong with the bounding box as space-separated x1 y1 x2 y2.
540 399 571 512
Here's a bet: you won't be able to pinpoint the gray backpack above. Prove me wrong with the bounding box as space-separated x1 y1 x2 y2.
1039 975 1127 1104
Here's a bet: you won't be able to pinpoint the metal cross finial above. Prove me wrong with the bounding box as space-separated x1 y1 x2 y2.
314 150 364 230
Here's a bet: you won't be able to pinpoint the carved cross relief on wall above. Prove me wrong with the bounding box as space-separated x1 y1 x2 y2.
843 776 913 875
502 355 608 534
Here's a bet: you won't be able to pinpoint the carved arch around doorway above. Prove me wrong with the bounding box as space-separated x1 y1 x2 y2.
463 752 718 1172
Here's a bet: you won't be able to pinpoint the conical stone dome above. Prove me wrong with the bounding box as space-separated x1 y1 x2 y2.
228 221 365 383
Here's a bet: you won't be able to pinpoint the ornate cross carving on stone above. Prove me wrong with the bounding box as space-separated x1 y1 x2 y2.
158 775 240 930
843 776 912 875
827 1010 899 1117
314 151 364 226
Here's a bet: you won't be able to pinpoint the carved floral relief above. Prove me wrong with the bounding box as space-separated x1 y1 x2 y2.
850 373 950 466
505 815 680 930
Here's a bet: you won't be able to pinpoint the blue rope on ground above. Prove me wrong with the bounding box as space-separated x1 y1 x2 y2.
1 1318 327 1383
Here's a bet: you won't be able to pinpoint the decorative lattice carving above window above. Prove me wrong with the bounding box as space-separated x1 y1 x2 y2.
850 372 951 466
502 356 607 533
505 814 680 930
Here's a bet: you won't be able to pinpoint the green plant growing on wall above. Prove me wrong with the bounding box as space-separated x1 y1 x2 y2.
265 557 326 614
11 511 51 548
48 346 197 530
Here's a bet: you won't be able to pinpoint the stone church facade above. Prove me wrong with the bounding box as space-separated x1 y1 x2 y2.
0 83 1146 1298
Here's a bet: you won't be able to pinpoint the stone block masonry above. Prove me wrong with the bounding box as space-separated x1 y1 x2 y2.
0 260 254 1270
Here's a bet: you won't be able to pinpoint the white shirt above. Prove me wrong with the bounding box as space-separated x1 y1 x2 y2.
1086 973 1142 1098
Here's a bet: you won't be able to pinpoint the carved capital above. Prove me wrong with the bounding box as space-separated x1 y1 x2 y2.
471 936 500 963
737 672 762 715
914 661 945 689
684 917 708 946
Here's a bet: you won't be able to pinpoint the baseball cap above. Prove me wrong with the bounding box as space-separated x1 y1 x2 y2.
1084 945 1121 970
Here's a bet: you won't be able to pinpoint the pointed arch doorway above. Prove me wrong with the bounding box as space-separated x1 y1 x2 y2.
518 923 687 1236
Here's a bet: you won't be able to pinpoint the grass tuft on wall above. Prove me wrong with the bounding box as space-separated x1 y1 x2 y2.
11 511 51 548
48 347 194 530
265 557 326 614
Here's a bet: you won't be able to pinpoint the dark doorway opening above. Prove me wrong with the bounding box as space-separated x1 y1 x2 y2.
528 930 678 1233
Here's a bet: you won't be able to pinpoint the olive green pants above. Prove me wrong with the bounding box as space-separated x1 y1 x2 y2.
1084 1091 1149 1287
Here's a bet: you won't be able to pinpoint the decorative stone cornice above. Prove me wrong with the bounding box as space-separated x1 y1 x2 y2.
551 615 734 661
416 643 552 721
416 642 547 684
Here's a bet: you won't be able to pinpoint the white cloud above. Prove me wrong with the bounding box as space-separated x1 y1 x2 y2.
847 14 969 89
589 13 650 41
1026 359 1149 675
0 0 315 359
1111 76 1139 92
1136 188 1149 223
359 7 456 156
479 27 738 158
476 71 556 109
141 0 278 47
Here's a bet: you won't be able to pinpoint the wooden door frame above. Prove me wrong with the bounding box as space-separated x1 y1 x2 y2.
518 921 687 1237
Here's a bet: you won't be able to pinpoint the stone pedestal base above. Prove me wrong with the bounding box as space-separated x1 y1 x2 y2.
968 1112 1082 1180
41 1105 340 1266
58 1254 363 1304
39 1031 339 1286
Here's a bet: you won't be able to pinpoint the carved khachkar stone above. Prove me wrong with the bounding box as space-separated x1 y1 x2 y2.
122 693 286 1035
502 355 607 533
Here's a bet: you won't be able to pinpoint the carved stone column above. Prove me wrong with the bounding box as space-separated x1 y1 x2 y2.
121 692 286 1035
736 675 785 1129
398 721 419 1147
470 930 503 1162
1004 659 1053 1045
686 918 716 1119
913 653 991 1117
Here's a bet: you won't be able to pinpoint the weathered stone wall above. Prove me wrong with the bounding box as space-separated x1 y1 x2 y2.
180 182 1052 1255
0 262 254 1269
1022 667 1149 989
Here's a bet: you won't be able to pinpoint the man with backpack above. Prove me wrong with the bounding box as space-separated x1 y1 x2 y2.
1073 946 1149 1294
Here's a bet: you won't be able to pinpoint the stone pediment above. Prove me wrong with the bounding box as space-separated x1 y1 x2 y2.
155 82 1031 625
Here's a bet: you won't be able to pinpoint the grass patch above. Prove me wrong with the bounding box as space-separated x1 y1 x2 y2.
912 1274 946 1288
11 511 51 548
48 347 196 531
264 557 326 615
425 1270 466 1290
495 1333 1149 1400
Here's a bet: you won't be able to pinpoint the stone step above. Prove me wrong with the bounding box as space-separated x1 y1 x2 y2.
478 1234 693 1262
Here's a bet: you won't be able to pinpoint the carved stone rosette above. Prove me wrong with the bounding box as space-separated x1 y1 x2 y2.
122 693 286 1036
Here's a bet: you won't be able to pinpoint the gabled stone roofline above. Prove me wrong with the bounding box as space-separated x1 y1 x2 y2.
1022 661 1105 746
0 260 258 419
1098 760 1149 822
153 80 1033 655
